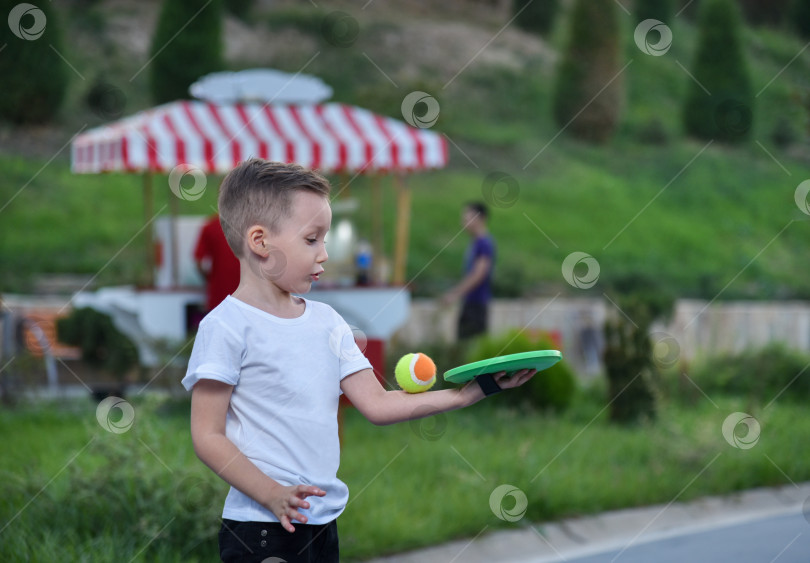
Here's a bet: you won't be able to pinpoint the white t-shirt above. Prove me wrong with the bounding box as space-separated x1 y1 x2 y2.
182 295 372 524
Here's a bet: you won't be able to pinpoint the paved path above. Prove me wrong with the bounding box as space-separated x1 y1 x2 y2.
363 482 810 563
562 511 809 563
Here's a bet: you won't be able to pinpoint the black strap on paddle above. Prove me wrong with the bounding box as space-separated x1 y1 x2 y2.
476 373 502 396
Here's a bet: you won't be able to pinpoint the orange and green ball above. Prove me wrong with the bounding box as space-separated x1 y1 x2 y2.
395 353 437 393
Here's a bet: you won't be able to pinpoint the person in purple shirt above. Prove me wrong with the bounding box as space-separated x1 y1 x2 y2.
442 202 496 340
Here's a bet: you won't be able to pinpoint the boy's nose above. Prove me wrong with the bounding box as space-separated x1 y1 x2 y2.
317 247 328 263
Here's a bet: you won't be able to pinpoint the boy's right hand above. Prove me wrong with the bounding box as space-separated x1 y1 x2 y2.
266 484 326 533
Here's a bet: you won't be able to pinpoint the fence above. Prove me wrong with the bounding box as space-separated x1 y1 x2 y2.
393 298 810 377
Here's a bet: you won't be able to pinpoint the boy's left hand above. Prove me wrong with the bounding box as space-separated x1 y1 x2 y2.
464 368 537 397
493 368 537 389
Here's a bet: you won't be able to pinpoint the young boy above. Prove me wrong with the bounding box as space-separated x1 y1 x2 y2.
182 159 536 562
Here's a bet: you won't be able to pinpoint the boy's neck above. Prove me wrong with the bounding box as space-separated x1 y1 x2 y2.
231 266 304 319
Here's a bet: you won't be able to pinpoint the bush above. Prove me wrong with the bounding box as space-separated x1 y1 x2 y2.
0 0 68 124
770 117 798 148
633 118 670 145
465 329 577 412
690 343 810 404
512 0 560 35
682 0 753 143
56 308 139 381
149 0 224 104
603 310 656 423
552 0 624 143
602 277 675 423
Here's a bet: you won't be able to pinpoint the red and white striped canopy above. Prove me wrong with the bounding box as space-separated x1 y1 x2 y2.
71 100 448 174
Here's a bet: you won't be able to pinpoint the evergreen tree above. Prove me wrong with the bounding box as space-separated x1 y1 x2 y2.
738 0 789 26
635 0 674 23
676 0 699 21
0 1 68 124
552 0 624 143
682 0 753 143
513 0 560 35
792 0 810 39
149 0 224 105
602 276 674 424
224 0 253 21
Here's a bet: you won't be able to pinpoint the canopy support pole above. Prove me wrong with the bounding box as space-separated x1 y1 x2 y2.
169 186 180 288
338 172 350 198
143 172 154 288
393 175 411 285
371 174 383 284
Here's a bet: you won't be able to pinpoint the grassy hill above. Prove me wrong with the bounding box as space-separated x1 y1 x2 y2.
1 1 810 299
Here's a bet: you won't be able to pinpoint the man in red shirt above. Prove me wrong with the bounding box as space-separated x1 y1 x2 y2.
194 214 240 312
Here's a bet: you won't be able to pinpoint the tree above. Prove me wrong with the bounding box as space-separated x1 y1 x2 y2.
552 0 624 143
512 0 560 35
792 0 810 40
635 0 674 24
149 0 224 105
224 0 254 20
738 0 790 26
0 0 68 124
682 0 753 143
602 276 674 424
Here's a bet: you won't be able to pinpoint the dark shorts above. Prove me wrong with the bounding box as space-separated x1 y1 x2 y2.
219 519 338 563
458 301 489 340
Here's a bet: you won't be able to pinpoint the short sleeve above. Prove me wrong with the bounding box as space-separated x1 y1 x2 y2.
327 316 373 380
182 317 244 390
475 237 495 260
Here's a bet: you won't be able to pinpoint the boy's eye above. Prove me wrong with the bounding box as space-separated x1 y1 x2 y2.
306 238 317 244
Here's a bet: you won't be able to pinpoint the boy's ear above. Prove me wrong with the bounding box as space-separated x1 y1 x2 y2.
246 224 270 257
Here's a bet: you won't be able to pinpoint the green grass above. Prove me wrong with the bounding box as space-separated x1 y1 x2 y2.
3 7 810 299
3 8 810 297
1 387 809 561
2 139 809 298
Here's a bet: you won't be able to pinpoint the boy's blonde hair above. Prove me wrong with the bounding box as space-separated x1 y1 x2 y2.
218 159 331 257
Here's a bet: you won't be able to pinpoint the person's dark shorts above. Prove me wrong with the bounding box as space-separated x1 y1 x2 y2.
219 519 338 563
458 301 488 340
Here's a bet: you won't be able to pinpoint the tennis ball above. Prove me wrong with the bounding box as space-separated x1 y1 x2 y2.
395 353 437 393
